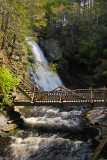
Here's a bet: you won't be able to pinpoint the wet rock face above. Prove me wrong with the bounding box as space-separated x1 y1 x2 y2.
39 38 62 61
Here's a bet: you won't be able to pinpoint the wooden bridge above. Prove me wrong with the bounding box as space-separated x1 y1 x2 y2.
0 49 107 107
14 86 107 107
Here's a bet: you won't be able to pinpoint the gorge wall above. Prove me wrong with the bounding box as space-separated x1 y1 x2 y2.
37 33 107 89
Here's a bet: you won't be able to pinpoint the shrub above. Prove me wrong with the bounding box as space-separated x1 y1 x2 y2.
0 64 20 106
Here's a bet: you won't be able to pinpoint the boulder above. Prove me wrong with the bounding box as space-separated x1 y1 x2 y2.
39 38 62 61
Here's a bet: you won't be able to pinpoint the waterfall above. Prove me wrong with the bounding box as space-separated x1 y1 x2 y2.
29 41 63 91
0 39 95 159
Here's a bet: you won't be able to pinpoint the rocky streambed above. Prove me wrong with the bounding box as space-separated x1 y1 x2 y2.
0 105 107 160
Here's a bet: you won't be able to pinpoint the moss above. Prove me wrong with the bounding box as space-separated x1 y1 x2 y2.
7 127 19 135
0 125 18 136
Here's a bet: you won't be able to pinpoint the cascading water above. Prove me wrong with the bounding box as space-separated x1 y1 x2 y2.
0 42 97 160
8 106 94 160
28 41 63 91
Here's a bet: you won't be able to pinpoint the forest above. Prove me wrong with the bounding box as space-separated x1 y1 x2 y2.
39 0 107 88
0 0 107 105
0 1 107 160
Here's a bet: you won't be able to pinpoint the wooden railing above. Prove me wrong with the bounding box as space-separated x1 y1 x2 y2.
33 86 107 105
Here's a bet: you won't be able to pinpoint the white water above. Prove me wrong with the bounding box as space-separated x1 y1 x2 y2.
24 107 83 130
28 41 63 91
10 134 92 160
9 106 92 160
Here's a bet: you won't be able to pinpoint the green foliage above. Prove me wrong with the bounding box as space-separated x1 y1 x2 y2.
0 0 47 57
25 0 47 29
0 0 107 88
41 0 107 87
35 61 58 75
48 62 58 75
44 0 73 28
0 65 20 106
0 106 8 116
102 70 107 75
103 49 107 58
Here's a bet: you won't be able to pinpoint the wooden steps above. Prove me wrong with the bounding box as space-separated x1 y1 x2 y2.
18 82 34 101
0 50 40 102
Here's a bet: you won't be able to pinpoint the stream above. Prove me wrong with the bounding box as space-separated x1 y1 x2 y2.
0 105 98 160
0 42 98 160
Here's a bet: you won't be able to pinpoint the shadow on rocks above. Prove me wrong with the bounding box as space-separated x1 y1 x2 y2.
7 110 26 129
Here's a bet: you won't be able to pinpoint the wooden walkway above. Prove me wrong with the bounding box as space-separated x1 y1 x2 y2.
14 86 107 107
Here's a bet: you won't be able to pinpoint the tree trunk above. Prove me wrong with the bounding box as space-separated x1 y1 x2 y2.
9 33 16 58
1 12 4 31
84 0 86 9
0 5 2 19
0 4 2 32
1 16 10 50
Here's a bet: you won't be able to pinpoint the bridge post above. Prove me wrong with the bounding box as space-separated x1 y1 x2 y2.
102 86 107 113
104 86 107 107
89 87 93 104
60 86 62 103
33 86 35 102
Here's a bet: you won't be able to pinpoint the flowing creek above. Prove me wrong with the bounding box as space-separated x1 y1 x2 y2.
0 105 97 160
0 42 98 160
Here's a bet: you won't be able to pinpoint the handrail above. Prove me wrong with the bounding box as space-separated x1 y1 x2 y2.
34 88 89 102
34 86 107 104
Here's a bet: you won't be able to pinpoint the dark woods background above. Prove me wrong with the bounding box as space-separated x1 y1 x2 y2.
0 0 107 88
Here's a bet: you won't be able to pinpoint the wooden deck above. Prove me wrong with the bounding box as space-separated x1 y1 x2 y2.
14 101 105 107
